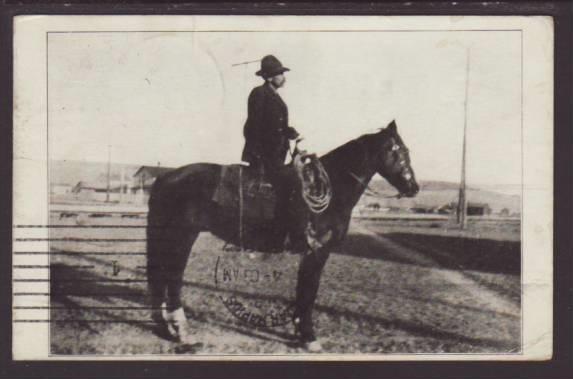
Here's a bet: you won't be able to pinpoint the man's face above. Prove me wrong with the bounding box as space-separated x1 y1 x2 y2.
268 73 286 88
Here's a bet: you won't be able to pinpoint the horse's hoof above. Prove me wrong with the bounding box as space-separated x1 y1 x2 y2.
162 306 190 341
174 341 204 354
178 332 198 346
304 340 323 353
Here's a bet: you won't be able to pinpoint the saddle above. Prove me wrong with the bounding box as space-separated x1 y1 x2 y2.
212 155 333 252
212 153 332 249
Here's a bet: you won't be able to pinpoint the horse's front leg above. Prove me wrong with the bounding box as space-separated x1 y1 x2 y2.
293 247 330 352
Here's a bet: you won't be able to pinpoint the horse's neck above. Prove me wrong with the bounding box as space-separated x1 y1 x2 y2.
339 165 376 212
322 144 377 212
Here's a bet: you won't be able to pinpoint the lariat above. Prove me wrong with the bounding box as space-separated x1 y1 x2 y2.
294 153 332 214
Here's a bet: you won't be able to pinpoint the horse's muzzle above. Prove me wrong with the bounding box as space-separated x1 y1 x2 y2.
401 183 419 198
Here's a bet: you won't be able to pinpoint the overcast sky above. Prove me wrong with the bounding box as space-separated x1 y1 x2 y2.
48 29 522 188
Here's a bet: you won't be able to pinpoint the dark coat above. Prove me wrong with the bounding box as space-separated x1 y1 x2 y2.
241 83 295 172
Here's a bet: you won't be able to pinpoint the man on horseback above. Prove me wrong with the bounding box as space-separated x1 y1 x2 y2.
241 54 299 172
241 55 302 250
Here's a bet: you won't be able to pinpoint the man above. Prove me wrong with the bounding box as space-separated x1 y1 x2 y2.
241 55 299 174
241 55 301 250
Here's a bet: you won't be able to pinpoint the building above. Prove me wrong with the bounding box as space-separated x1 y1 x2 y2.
443 201 492 216
467 202 492 216
71 180 127 202
132 166 174 195
499 208 511 216
50 183 73 194
410 205 435 214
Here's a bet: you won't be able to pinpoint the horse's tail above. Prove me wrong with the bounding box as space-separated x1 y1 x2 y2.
146 178 170 310
145 163 219 311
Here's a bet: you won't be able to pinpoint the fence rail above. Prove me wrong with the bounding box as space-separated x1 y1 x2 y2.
47 203 520 223
50 203 147 217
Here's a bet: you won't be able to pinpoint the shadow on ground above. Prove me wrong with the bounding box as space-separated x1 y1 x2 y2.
334 232 520 275
50 254 519 353
50 261 296 350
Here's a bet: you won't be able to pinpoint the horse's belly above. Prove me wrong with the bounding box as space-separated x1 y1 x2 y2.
210 206 283 251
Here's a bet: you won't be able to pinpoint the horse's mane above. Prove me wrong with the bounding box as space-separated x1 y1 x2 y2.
319 131 387 168
321 135 362 161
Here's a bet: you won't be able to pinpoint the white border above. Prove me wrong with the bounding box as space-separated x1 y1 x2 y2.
13 15 553 361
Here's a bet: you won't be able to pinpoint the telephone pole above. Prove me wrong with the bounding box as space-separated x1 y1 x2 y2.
106 144 111 203
457 50 470 229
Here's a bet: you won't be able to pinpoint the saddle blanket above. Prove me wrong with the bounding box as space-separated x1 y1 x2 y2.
212 165 277 221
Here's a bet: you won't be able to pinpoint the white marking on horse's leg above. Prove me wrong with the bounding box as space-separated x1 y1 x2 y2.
160 302 168 321
160 302 178 337
164 307 195 344
305 340 323 353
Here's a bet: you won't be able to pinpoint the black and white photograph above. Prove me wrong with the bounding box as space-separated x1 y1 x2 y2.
12 15 553 359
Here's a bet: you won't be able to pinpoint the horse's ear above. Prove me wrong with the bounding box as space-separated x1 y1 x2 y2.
387 120 397 133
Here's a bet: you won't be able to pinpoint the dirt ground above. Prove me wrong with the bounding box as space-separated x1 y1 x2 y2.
45 214 521 355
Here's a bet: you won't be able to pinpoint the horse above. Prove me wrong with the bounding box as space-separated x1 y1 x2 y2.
146 120 419 351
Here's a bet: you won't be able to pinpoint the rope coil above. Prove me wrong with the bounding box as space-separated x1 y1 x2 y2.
294 153 332 214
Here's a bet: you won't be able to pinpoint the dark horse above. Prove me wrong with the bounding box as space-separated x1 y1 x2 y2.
146 120 419 351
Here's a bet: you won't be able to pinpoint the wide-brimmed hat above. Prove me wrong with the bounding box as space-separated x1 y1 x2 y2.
256 55 290 78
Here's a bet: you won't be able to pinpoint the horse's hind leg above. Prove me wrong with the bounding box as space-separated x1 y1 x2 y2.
147 222 169 326
161 227 199 343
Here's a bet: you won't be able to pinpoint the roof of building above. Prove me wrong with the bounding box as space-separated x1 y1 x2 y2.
133 166 174 178
72 181 125 192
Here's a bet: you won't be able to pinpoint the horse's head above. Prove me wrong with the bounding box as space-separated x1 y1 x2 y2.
372 120 419 198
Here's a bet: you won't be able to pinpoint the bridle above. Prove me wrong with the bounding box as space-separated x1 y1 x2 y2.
348 139 411 199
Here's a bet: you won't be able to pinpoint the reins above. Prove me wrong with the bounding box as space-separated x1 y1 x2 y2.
348 171 402 199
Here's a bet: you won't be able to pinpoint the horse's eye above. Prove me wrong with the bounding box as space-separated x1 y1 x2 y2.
392 145 400 151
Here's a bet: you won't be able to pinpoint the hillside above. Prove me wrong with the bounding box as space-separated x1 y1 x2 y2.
363 178 520 213
50 160 147 186
368 178 479 192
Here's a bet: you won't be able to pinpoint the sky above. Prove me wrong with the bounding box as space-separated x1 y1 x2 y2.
48 29 522 189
